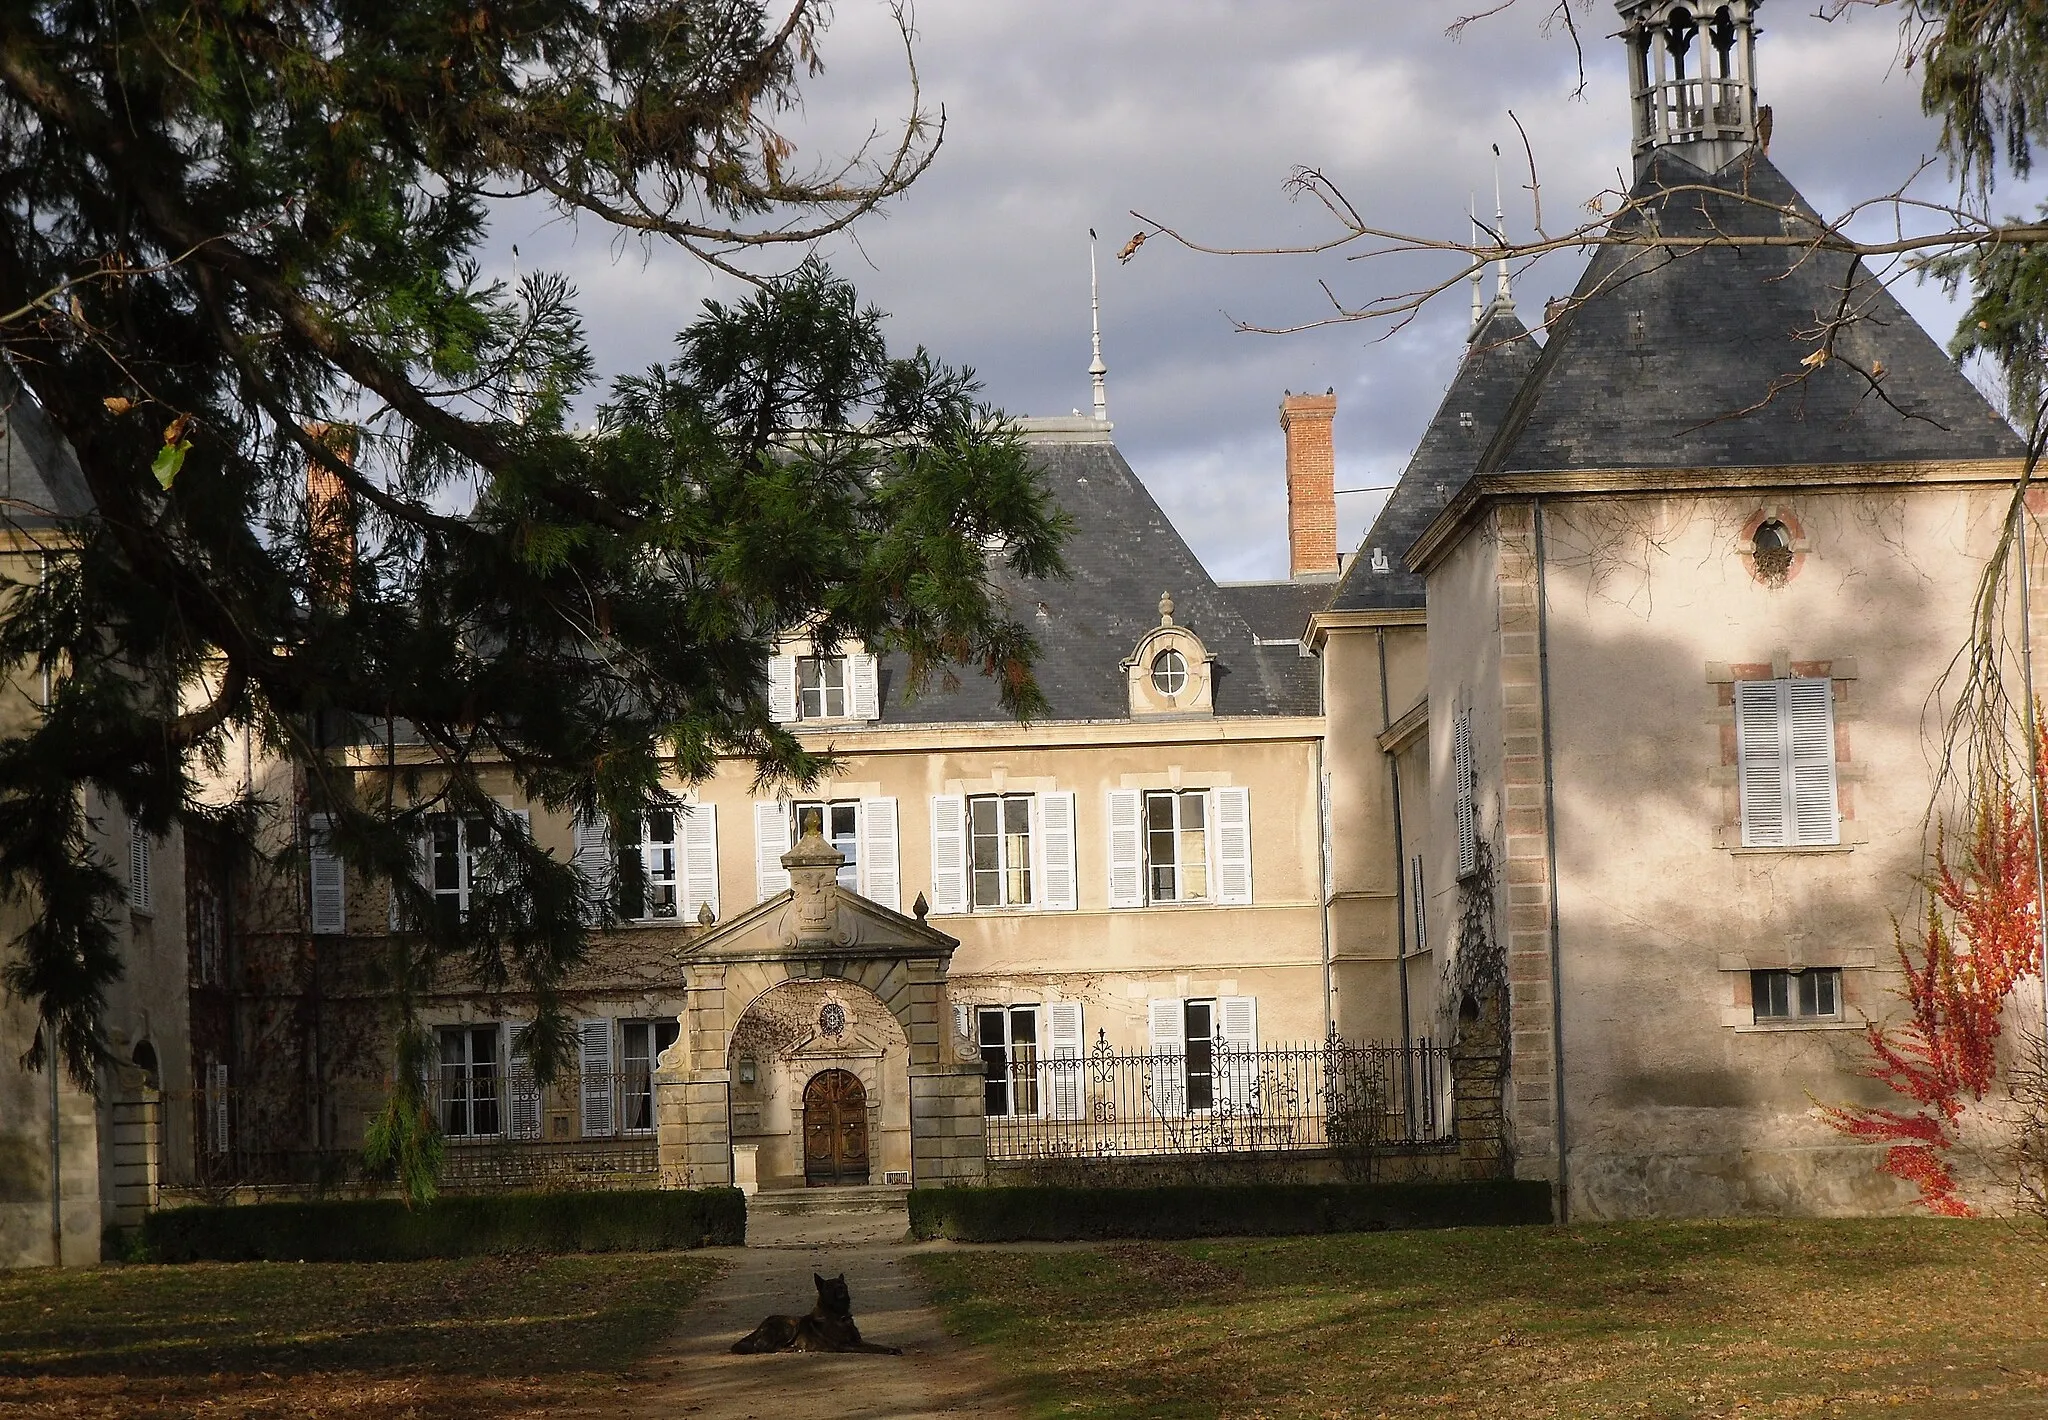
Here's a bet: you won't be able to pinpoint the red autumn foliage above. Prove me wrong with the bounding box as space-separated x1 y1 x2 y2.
1822 731 2046 1216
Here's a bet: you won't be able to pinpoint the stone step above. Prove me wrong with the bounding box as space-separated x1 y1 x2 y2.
746 1184 911 1218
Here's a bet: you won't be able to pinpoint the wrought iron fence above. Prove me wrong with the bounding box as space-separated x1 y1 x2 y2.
984 1031 1452 1162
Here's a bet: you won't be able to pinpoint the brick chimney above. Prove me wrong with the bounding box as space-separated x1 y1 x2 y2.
1279 391 1338 579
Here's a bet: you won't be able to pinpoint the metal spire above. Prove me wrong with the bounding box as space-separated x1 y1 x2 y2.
1469 196 1484 337
1089 228 1108 423
1491 145 1513 308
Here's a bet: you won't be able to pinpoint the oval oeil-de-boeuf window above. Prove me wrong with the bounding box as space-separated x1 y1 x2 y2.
1151 649 1188 695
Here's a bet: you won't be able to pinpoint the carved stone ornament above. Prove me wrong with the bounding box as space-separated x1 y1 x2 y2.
819 1001 848 1037
777 827 855 949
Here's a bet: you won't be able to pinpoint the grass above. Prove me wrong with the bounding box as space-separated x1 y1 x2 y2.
909 1217 2048 1419
0 1250 719 1418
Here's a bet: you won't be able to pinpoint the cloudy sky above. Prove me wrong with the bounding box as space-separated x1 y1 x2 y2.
495 1 2038 582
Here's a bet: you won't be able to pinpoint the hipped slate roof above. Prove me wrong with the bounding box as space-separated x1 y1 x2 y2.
881 436 1321 724
1329 301 1541 611
1478 149 2025 476
1 369 94 529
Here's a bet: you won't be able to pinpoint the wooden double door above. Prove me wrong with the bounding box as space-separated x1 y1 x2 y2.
802 1068 871 1186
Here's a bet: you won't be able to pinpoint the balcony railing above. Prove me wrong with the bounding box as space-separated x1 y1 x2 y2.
983 1033 1453 1162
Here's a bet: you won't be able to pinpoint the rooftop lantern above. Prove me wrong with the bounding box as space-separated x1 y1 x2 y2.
1619 0 1760 168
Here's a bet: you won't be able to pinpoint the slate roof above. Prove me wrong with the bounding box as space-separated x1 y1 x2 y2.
880 436 1322 724
1221 578 1333 642
1478 149 2026 476
1 368 94 529
1328 301 1541 610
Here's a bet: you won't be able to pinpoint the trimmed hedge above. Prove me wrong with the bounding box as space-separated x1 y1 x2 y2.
136 1188 746 1263
907 1180 1551 1242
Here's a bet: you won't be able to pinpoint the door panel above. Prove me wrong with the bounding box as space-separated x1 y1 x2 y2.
801 1068 870 1186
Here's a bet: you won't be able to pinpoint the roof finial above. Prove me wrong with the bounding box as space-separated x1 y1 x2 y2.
1492 144 1513 309
1469 195 1484 336
1089 229 1109 424
1159 590 1175 626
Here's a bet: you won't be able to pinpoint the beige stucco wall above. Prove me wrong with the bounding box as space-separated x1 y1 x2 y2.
1432 485 2020 1218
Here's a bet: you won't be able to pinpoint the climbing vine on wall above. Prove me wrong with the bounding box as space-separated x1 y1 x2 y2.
1446 838 1505 1032
1820 728 2046 1216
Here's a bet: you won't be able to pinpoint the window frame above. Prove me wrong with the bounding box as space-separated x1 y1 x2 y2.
426 812 495 925
619 1018 682 1133
793 799 861 890
1733 675 1840 848
438 1024 503 1139
796 654 849 720
618 810 682 921
1144 789 1210 904
968 793 1035 909
1182 999 1216 1112
978 1004 1042 1118
1750 967 1843 1025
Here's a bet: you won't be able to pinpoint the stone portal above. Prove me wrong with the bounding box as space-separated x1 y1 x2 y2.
655 829 986 1190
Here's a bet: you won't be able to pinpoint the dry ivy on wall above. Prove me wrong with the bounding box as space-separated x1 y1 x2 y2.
1446 838 1506 1034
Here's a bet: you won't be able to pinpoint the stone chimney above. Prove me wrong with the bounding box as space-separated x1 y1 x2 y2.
1279 391 1338 579
304 422 357 605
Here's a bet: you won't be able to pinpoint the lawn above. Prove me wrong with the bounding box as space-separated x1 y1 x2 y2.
910 1218 2048 1419
0 1250 719 1418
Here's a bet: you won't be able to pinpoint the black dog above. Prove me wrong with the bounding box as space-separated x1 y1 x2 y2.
731 1272 902 1354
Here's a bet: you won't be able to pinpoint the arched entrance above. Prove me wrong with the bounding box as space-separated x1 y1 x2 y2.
802 1068 870 1185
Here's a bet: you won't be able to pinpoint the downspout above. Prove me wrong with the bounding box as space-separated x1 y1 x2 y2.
1316 737 1335 1040
45 1016 61 1267
1533 499 1570 1222
1379 628 1417 1136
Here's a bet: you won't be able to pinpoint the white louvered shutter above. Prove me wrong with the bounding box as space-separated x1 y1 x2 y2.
683 803 720 921
1212 787 1253 905
1454 709 1477 876
767 655 798 723
1215 996 1258 1112
858 797 900 911
309 814 346 934
128 823 152 911
577 1019 614 1137
1106 789 1144 908
572 812 614 922
1787 678 1840 846
208 1061 230 1155
928 795 967 915
1147 998 1186 1117
851 652 881 721
1735 680 1788 847
1034 792 1078 911
754 800 792 901
1046 1001 1085 1121
507 1021 541 1140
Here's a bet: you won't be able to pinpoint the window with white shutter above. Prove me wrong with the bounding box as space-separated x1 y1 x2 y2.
506 1021 541 1140
1734 677 1839 847
577 1018 615 1137
857 798 899 912
850 652 881 720
309 814 346 934
1211 787 1253 905
1454 709 1477 877
754 799 792 901
1146 997 1186 1117
683 803 720 921
1045 1001 1085 1120
206 1060 230 1155
1214 995 1258 1112
1034 792 1078 911
1106 789 1144 909
128 821 152 912
571 812 613 923
929 794 968 915
767 655 798 723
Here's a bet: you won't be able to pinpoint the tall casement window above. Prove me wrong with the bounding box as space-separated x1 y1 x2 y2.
755 797 899 910
1146 995 1257 1116
418 810 528 926
970 794 1034 908
795 800 862 890
1734 677 1839 847
979 1004 1040 1117
928 793 1076 915
439 1025 502 1138
620 1018 681 1132
1105 787 1252 908
767 650 881 723
572 805 718 925
1453 709 1477 876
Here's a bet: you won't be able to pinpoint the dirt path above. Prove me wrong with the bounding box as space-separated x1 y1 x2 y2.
589 1209 1023 1420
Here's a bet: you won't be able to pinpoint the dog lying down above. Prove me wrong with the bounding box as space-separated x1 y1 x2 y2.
731 1272 903 1355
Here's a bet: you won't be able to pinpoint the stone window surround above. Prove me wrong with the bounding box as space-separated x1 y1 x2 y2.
1713 948 1876 1033
1737 504 1811 586
1706 653 1863 851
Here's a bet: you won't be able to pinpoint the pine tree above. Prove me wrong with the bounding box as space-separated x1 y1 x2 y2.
0 2 1067 1092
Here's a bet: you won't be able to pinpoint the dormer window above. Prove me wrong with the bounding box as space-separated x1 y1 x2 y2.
1150 650 1188 696
798 656 847 719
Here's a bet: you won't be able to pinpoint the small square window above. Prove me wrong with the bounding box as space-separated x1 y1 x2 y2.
797 656 848 719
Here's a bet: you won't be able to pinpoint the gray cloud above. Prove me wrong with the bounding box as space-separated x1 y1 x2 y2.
493 1 2042 582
